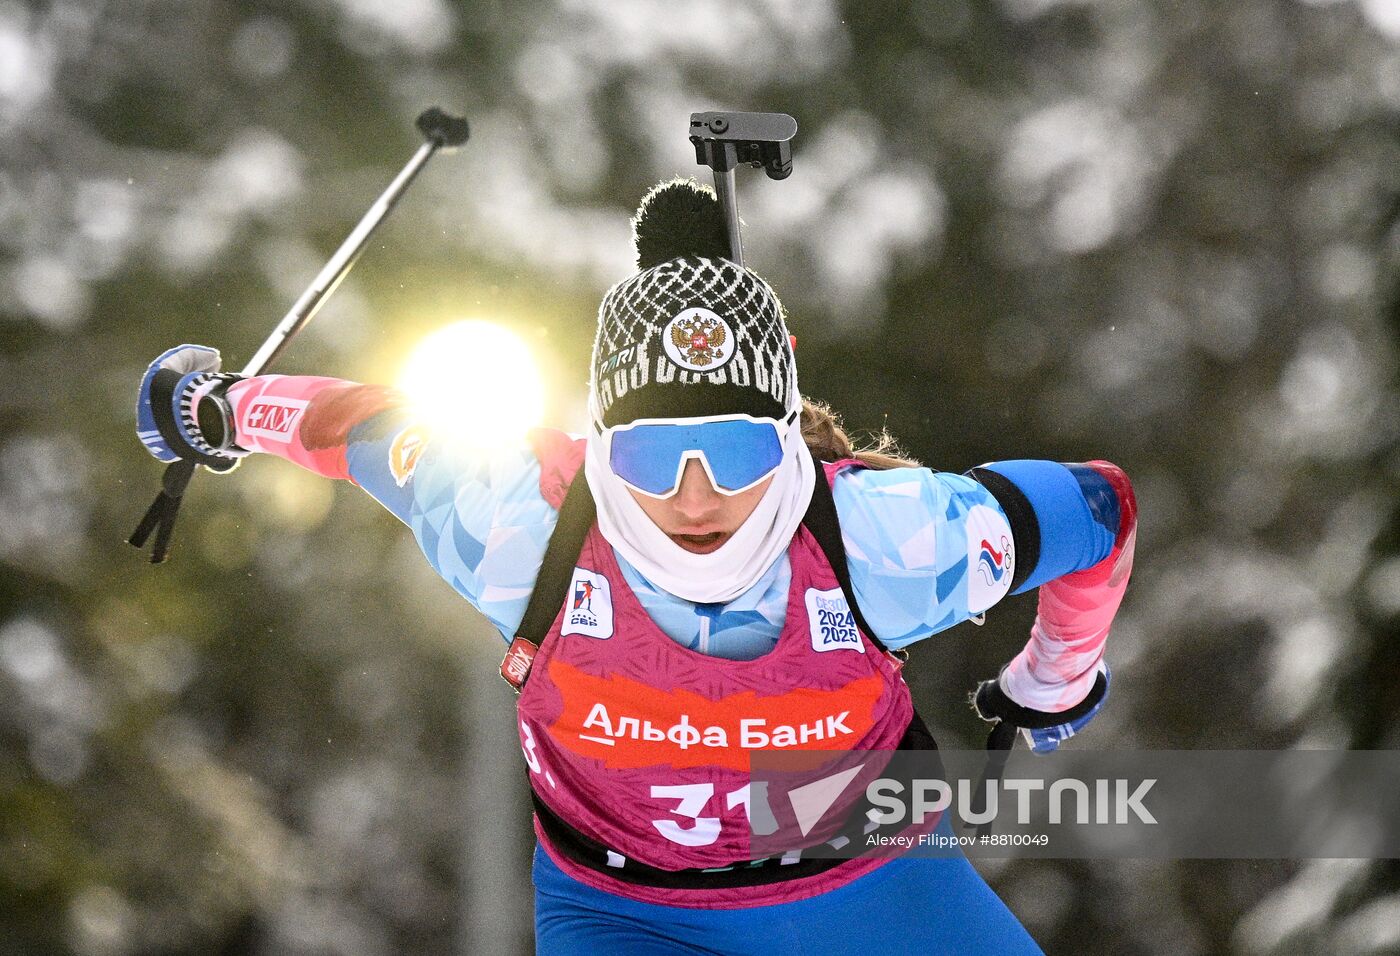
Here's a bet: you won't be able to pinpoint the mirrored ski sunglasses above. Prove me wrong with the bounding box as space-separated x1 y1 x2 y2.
603 411 798 499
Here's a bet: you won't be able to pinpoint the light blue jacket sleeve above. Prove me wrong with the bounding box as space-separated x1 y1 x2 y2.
342 412 559 643
831 465 1017 649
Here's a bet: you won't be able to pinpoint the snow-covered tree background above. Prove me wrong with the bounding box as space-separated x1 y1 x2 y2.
1 0 1397 953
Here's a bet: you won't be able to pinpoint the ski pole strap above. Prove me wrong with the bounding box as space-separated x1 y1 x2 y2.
974 670 1108 731
129 368 238 562
968 720 1018 838
967 670 1109 836
128 459 197 563
144 368 243 470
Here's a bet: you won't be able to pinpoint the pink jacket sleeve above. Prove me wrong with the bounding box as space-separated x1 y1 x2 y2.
1000 461 1137 712
224 374 407 481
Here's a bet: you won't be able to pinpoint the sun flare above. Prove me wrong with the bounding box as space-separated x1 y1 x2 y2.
396 320 545 450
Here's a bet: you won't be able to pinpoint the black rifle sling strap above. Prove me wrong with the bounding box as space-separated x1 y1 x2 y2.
517 468 597 642
799 449 903 659
499 467 596 692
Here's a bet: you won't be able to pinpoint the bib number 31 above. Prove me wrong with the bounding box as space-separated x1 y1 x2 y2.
519 722 778 848
649 782 778 847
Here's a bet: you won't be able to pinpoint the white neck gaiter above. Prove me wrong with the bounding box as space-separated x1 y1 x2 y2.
584 390 815 604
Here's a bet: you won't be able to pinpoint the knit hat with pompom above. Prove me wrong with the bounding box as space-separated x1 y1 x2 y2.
589 179 797 428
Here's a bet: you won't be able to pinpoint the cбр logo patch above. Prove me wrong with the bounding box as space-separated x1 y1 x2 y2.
805 587 861 653
561 568 613 639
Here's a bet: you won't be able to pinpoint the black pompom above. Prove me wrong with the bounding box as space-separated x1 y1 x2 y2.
632 178 731 270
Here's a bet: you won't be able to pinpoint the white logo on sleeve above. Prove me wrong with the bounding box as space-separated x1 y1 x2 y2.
242 397 307 443
561 568 613 639
805 587 862 652
966 504 1015 614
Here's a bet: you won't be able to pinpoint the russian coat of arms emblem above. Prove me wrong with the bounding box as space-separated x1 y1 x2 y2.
664 309 734 370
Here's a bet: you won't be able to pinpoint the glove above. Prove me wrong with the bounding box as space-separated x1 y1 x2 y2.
136 345 247 470
972 663 1110 754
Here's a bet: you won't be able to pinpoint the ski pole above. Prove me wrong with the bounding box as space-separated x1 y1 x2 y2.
129 106 470 563
688 111 797 266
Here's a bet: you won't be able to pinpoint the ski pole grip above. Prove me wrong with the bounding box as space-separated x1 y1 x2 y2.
416 107 470 150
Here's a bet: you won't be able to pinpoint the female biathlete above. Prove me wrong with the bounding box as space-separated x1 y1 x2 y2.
136 180 1135 954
